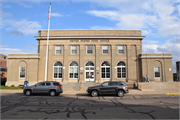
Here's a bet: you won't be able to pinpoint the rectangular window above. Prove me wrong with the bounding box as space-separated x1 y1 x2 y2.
19 66 25 78
71 46 77 54
0 62 2 66
118 46 124 54
56 46 61 54
102 46 108 54
87 45 93 54
154 66 160 78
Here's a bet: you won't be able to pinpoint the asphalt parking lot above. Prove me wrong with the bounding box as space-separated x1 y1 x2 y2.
1 90 180 119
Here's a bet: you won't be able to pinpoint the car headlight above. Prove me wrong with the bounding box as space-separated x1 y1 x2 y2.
89 87 91 89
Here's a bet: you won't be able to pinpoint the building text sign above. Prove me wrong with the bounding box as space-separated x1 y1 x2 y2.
70 39 109 42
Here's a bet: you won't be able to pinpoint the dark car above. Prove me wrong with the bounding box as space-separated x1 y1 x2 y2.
87 81 128 97
23 81 63 96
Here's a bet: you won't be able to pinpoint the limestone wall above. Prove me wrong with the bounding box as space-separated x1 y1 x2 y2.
140 54 173 82
6 54 39 86
38 30 142 37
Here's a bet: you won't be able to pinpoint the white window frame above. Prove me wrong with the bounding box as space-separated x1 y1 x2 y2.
19 66 26 79
101 62 111 79
102 46 109 54
154 66 161 78
71 46 77 54
86 45 93 54
117 67 126 78
69 62 79 79
53 62 63 79
118 45 124 54
55 46 61 54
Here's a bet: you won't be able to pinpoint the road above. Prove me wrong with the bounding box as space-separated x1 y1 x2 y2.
1 92 180 119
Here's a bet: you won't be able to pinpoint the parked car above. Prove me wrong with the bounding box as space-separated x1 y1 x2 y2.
86 81 129 97
23 81 63 96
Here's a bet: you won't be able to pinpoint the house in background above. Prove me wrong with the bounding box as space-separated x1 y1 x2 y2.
0 54 7 85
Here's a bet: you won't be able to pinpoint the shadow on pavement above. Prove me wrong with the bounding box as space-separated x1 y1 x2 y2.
1 92 179 119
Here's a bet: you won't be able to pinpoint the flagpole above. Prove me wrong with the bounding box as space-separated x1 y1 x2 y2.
45 2 51 81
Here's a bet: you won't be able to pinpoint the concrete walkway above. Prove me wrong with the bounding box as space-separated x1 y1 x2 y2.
1 89 180 95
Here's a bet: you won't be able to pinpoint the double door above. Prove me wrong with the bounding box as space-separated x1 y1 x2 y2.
85 66 94 82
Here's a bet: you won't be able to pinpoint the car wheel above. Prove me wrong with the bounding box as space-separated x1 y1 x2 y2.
25 90 31 96
91 90 98 97
117 90 124 97
50 90 56 96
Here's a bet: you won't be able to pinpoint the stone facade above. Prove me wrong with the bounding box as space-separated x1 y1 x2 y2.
6 30 173 86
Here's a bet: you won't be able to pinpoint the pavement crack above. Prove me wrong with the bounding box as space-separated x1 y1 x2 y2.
114 99 156 119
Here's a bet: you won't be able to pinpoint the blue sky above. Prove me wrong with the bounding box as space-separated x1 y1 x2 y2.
0 0 180 73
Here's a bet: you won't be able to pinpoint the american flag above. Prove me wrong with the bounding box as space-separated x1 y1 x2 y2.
48 3 51 20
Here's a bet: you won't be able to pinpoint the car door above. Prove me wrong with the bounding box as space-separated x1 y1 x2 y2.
33 82 44 93
41 82 51 93
109 82 118 94
99 82 111 94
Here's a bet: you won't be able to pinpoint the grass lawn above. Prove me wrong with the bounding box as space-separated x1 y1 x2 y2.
0 85 23 89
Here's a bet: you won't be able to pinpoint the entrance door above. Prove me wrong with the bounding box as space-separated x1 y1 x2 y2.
85 62 94 82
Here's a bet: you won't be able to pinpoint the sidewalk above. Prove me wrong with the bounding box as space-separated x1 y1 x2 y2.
1 89 180 95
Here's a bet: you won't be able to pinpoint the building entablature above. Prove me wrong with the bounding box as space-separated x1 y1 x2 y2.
37 30 142 37
139 53 173 59
35 36 145 40
8 54 40 59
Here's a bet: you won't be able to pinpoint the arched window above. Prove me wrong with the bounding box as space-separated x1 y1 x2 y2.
54 62 62 78
101 61 110 78
85 61 94 66
69 61 78 78
117 62 126 78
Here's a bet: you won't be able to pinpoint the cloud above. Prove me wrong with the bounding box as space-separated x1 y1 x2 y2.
143 37 180 73
51 13 62 17
0 10 12 28
6 30 24 36
18 2 32 8
86 0 180 36
90 26 113 29
0 43 37 56
4 19 42 35
0 9 12 19
87 10 118 20
24 43 37 49
0 3 11 8
143 40 159 44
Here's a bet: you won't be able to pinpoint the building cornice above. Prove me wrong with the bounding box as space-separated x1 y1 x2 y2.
140 56 173 59
8 56 40 59
34 36 145 40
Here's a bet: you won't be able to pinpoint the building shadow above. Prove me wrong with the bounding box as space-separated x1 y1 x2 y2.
1 92 179 119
